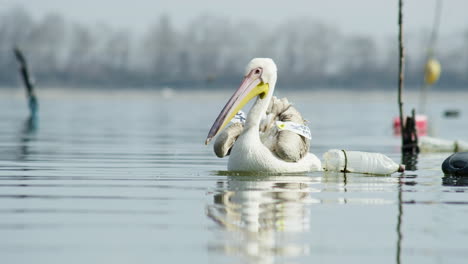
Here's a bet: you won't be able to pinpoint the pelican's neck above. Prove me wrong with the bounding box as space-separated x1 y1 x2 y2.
244 81 275 132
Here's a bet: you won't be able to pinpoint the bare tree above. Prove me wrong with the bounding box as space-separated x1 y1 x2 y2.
0 7 468 88
144 14 178 81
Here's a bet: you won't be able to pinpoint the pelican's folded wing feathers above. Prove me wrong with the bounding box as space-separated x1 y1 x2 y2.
213 122 244 158
213 96 310 162
275 105 310 162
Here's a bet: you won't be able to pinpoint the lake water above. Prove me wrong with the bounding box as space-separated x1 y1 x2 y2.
1 88 468 264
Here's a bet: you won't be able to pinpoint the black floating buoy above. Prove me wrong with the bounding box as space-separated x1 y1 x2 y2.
443 109 460 118
442 152 468 176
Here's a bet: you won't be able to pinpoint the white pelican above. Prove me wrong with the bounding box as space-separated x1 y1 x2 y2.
205 58 321 173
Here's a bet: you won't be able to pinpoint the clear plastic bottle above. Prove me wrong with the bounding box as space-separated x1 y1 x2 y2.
323 149 404 175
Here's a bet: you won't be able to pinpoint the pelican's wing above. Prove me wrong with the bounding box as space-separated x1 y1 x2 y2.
260 97 310 162
213 122 244 158
213 96 310 162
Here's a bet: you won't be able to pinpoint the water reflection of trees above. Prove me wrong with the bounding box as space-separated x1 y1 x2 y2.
206 176 316 264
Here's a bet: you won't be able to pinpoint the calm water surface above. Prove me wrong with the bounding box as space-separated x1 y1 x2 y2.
1 88 468 264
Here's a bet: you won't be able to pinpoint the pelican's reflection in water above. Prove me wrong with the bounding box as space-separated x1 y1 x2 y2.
206 174 319 264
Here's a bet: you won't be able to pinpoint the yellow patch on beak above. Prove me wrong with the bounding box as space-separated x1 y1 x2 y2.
218 82 269 132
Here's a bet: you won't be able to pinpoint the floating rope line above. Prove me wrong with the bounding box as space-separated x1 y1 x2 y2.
419 0 443 114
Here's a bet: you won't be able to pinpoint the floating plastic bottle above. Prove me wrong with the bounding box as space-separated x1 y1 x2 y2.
419 136 468 153
323 149 404 175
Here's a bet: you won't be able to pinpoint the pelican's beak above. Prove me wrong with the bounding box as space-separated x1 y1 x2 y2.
205 71 269 145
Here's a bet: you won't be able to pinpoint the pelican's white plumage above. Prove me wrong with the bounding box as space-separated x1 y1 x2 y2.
206 58 321 173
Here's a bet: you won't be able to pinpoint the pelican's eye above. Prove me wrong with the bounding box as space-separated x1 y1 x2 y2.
255 69 260 74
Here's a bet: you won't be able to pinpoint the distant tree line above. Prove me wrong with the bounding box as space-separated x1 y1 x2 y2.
1 7 467 89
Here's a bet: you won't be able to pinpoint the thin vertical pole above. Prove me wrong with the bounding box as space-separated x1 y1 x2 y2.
428 0 443 57
14 47 38 118
420 0 443 114
398 0 405 153
397 4 405 260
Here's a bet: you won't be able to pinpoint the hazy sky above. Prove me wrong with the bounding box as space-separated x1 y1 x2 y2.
2 0 467 37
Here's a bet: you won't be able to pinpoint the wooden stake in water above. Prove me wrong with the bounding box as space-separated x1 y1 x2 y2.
398 0 419 167
398 0 405 152
14 47 38 119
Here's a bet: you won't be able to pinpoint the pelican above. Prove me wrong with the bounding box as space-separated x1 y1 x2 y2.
205 58 321 173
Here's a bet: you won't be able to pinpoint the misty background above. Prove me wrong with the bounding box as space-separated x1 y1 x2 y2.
1 1 467 89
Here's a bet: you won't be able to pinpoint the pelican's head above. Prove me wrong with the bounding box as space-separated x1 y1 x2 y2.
244 58 277 86
205 58 277 145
